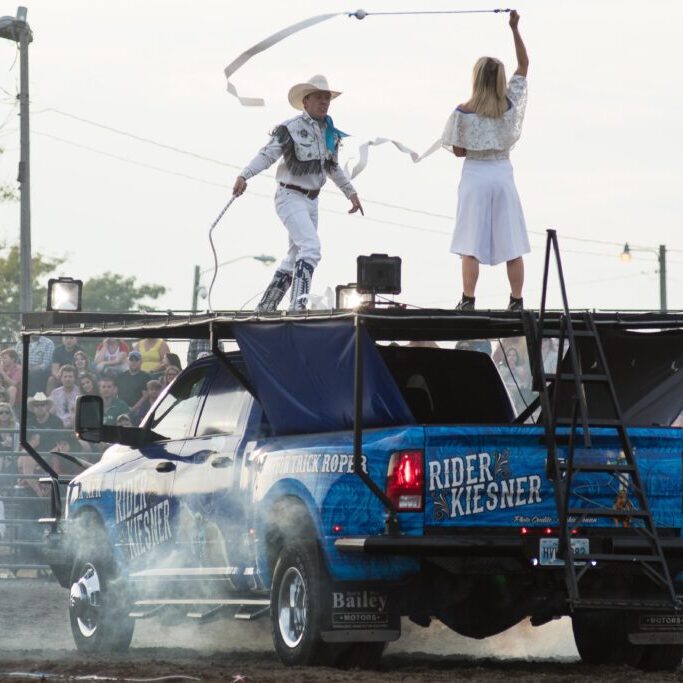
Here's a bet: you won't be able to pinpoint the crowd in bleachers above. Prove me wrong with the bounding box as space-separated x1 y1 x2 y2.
0 336 183 504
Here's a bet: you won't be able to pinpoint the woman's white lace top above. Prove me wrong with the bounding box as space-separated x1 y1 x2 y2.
441 74 527 160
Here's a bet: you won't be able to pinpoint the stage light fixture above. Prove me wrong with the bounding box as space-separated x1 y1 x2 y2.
356 254 401 295
47 277 83 312
335 283 374 310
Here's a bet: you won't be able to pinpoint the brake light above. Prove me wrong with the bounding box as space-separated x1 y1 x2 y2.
386 450 424 511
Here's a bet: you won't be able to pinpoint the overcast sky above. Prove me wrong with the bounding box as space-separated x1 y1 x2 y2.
0 0 681 313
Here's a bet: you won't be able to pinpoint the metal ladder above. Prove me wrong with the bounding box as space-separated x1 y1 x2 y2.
524 229 679 611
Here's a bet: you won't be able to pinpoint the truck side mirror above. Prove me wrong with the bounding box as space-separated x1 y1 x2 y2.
75 395 104 442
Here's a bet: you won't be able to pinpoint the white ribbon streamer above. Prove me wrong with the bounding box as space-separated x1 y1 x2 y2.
345 137 443 179
224 13 342 106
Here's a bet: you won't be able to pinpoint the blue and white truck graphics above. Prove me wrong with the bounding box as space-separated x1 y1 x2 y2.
28 314 683 670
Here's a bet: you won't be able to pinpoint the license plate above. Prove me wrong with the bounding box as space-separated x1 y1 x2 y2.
539 537 589 566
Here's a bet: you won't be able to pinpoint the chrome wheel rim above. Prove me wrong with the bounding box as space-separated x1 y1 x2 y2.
277 566 307 648
69 562 101 638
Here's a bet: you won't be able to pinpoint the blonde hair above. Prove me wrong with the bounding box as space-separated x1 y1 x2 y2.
465 57 507 118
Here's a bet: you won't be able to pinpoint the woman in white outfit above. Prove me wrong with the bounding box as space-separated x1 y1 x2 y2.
442 10 529 311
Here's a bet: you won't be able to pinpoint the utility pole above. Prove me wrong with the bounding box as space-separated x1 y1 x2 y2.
191 264 200 312
18 7 32 313
658 244 667 313
1 8 33 312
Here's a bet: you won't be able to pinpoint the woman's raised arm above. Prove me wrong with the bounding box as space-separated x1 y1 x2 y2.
509 11 528 77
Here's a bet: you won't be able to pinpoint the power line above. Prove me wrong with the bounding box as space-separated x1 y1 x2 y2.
32 129 683 266
34 106 683 254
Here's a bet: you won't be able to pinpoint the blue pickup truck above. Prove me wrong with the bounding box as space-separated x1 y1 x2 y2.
20 308 683 670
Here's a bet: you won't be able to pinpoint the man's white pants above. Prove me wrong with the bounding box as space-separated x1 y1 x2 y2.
274 186 321 272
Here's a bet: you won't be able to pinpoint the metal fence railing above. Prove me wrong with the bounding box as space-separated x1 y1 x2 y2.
0 428 101 577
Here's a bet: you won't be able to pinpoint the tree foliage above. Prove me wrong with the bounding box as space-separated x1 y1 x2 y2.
81 272 166 312
0 245 166 344
0 245 66 342
0 147 18 202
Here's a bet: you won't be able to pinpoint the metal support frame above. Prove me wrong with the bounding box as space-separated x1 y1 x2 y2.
533 229 678 611
352 316 399 534
19 334 62 519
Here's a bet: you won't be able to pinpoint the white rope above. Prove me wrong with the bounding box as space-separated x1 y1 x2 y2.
224 13 342 106
345 137 442 179
207 195 237 312
223 7 513 178
223 8 512 106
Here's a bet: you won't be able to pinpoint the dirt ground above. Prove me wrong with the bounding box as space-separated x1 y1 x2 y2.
0 578 681 682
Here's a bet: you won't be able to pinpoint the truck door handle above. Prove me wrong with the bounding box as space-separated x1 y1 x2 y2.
156 461 176 472
210 456 232 468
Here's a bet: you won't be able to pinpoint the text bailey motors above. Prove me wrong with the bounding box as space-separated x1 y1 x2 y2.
428 451 542 519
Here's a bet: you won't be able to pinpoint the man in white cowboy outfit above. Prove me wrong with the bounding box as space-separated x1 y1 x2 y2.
233 74 364 312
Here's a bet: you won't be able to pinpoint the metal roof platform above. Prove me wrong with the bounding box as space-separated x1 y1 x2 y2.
20 308 683 343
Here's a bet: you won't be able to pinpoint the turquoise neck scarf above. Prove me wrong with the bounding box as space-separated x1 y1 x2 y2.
324 115 348 153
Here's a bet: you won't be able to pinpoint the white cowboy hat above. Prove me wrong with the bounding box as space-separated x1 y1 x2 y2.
287 74 341 111
27 392 53 409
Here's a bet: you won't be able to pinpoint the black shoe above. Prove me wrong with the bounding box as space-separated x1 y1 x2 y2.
507 295 524 312
455 294 475 311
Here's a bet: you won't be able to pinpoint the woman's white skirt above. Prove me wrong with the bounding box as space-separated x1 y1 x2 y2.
450 158 529 266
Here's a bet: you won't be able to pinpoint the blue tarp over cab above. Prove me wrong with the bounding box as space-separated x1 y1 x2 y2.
233 321 414 436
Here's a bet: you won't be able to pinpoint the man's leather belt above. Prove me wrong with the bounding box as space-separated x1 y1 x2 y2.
279 182 320 199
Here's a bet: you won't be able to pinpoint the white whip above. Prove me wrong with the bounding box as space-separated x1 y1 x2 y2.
207 195 238 312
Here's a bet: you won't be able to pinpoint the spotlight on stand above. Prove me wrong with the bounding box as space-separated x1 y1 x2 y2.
47 277 83 312
357 253 401 300
335 283 374 310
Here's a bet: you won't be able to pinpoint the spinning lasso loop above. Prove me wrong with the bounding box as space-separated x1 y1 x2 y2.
224 8 513 106
207 195 237 312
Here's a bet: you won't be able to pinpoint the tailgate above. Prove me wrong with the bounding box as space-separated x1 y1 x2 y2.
424 425 683 529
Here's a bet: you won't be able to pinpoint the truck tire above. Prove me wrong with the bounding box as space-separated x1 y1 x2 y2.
270 541 336 666
571 610 643 666
69 542 134 653
638 644 683 672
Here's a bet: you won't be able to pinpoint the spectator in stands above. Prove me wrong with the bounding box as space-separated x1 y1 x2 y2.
187 339 211 366
73 349 92 377
15 335 54 395
78 372 99 397
47 336 82 392
497 344 532 413
116 413 133 428
0 401 19 460
161 365 181 388
456 339 493 355
116 351 151 416
162 352 183 372
0 402 18 539
49 365 80 430
0 348 22 409
131 379 161 425
542 337 560 374
94 338 130 376
135 338 170 375
98 378 130 426
26 392 64 453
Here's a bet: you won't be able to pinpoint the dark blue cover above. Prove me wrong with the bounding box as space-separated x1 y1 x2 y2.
234 321 414 436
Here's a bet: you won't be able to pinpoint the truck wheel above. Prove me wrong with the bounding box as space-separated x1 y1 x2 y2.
69 555 135 653
638 644 683 672
571 610 643 666
271 541 335 666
